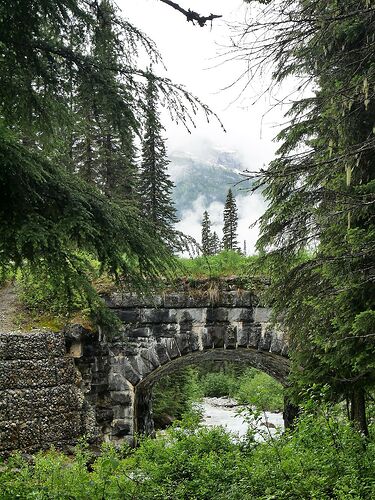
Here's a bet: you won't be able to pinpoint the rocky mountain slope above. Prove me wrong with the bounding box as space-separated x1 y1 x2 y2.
169 148 247 217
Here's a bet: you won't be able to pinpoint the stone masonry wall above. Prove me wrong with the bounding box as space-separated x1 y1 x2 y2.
0 330 97 457
0 281 290 455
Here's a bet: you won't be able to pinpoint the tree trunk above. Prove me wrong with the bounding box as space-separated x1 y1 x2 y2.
350 387 369 436
283 396 299 430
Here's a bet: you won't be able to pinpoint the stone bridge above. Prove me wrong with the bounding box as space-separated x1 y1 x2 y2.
70 281 291 446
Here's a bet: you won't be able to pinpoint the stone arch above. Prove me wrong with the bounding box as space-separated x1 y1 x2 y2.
134 347 290 436
95 286 293 445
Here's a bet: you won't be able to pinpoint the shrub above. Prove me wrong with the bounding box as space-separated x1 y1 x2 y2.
200 371 237 398
0 407 374 499
235 369 284 412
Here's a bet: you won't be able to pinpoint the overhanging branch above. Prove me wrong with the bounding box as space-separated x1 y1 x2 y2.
159 0 222 27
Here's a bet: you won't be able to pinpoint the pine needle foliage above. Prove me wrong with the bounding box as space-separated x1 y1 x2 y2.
0 0 218 323
237 0 375 432
139 70 179 247
201 211 213 256
222 189 239 251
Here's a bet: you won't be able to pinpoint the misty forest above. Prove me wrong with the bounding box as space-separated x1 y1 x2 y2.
0 0 375 499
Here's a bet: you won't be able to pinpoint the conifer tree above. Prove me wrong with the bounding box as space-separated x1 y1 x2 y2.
210 231 221 255
139 70 178 244
238 0 375 433
201 211 212 256
0 0 215 318
90 0 139 202
222 189 239 251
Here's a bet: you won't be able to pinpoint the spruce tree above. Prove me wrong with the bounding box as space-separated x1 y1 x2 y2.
210 231 221 255
139 70 178 244
90 0 139 202
239 0 375 433
222 189 239 251
201 211 212 256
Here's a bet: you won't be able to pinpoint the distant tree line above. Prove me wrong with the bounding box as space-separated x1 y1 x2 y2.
201 188 240 256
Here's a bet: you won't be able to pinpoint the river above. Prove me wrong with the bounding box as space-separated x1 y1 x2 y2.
198 397 284 441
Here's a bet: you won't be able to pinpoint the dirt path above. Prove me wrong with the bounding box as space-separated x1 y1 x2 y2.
0 283 21 331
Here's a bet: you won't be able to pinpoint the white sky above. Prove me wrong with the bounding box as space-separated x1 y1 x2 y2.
119 0 288 253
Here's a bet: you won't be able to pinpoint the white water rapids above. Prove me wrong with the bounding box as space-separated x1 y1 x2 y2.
198 397 284 441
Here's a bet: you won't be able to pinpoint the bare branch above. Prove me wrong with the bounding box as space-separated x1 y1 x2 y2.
159 0 222 27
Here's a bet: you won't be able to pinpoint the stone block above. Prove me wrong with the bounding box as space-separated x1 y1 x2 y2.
205 326 226 348
108 372 127 392
116 309 140 324
162 338 180 359
179 320 193 334
140 308 171 324
112 419 130 437
236 326 249 347
175 333 192 355
129 357 152 380
127 327 151 339
0 421 18 451
247 325 262 348
138 347 161 370
122 361 141 386
177 309 205 324
162 293 187 308
151 323 178 338
112 405 133 420
258 328 272 351
206 307 228 323
110 391 132 405
96 407 114 424
224 326 237 349
270 335 283 354
201 328 213 349
227 308 253 322
155 343 170 365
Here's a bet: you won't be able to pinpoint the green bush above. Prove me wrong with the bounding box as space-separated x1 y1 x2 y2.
0 408 374 499
235 369 284 412
152 367 203 428
200 371 237 398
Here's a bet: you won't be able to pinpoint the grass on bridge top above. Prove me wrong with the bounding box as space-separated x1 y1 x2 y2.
175 251 258 279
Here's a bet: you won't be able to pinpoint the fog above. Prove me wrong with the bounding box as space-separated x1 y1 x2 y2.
120 0 288 253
